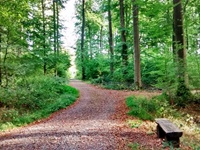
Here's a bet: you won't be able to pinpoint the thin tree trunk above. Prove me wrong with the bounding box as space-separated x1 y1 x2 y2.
0 33 2 85
81 0 86 80
3 32 9 87
108 0 114 76
99 25 103 49
172 27 177 63
132 0 142 89
42 0 47 75
88 25 92 59
56 1 59 56
53 0 57 76
119 0 128 74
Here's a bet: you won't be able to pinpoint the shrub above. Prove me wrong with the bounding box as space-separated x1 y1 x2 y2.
126 96 157 121
0 76 79 130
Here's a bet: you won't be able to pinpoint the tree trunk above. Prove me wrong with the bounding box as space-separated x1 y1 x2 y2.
173 0 186 83
100 25 103 49
88 25 92 59
119 0 128 75
56 1 59 56
42 0 47 75
108 0 114 76
132 0 142 89
53 0 57 76
81 0 86 80
173 0 191 105
3 33 9 87
0 33 2 85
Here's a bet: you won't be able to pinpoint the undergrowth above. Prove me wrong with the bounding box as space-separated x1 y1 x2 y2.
0 76 79 131
126 93 200 149
126 96 157 121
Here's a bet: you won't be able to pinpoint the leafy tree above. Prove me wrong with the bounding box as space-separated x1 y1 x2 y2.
80 0 86 80
132 0 142 89
119 0 128 76
173 0 191 105
73 0 200 105
108 0 114 76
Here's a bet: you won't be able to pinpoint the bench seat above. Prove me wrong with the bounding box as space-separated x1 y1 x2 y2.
155 118 183 148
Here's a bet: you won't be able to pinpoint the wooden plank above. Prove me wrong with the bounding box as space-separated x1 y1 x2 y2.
155 118 183 137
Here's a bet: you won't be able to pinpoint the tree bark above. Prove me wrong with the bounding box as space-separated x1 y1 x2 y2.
132 0 142 89
100 25 103 49
81 0 86 80
56 1 59 56
173 0 191 105
119 0 128 74
53 0 57 76
173 0 186 83
3 32 9 87
42 0 47 75
0 33 2 85
108 0 114 76
88 24 92 59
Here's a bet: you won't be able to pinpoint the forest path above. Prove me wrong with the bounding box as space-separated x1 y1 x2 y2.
0 80 160 150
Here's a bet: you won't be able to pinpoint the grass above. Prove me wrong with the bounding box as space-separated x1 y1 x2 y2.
0 76 79 131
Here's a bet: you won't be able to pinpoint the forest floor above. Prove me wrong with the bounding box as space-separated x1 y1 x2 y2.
0 80 194 150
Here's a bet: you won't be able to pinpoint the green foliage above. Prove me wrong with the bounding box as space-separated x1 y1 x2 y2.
128 142 140 150
126 96 157 121
151 94 184 119
74 0 200 105
126 94 200 149
175 82 193 107
126 94 183 120
0 108 19 123
0 76 79 130
56 53 71 78
103 82 135 90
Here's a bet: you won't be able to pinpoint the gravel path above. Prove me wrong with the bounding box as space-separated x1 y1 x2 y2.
0 80 161 150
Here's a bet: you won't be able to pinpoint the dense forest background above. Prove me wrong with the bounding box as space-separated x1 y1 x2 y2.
0 0 79 129
74 0 200 105
0 0 199 129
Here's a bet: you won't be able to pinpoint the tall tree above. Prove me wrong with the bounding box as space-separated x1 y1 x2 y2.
173 0 191 104
41 0 47 75
81 0 86 80
0 33 2 85
56 1 60 56
108 0 114 76
99 25 103 49
53 0 57 76
119 0 128 75
132 0 142 89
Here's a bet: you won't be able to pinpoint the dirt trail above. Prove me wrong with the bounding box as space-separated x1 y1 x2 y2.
0 80 161 150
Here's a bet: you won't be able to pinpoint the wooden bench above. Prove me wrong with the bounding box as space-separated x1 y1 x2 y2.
155 118 183 148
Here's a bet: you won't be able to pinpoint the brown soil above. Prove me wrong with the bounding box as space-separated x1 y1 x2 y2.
0 80 167 149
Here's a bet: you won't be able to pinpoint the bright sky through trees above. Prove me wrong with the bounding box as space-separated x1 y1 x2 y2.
61 0 77 49
60 0 77 78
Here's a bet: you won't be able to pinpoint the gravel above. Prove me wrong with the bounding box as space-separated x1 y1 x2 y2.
0 80 161 150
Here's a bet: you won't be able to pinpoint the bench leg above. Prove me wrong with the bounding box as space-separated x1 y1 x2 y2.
157 125 165 138
166 136 180 148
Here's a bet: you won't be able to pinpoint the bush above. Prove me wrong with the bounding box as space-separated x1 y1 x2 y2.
175 82 193 107
0 76 79 130
126 96 157 121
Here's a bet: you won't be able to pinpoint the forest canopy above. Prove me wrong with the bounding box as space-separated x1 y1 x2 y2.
74 0 200 105
0 0 78 128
